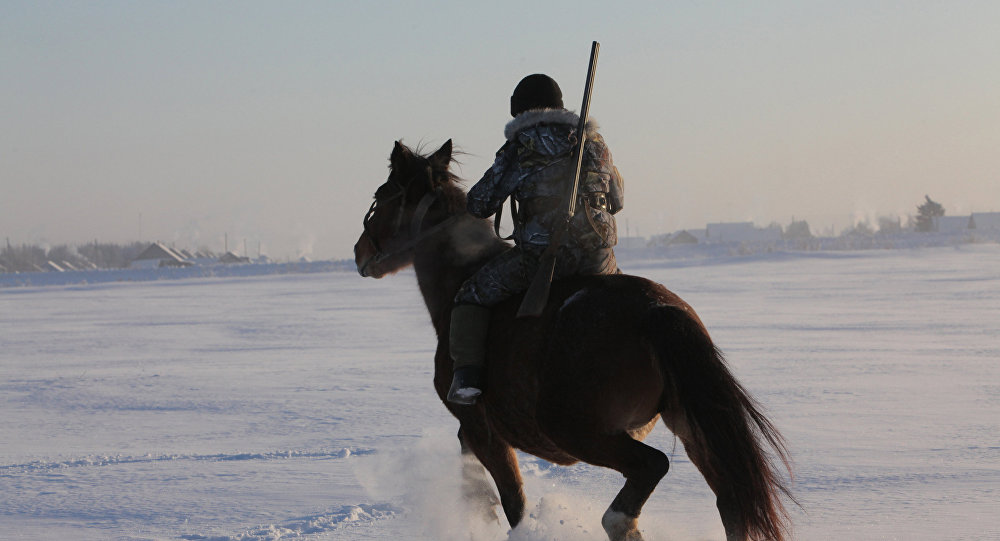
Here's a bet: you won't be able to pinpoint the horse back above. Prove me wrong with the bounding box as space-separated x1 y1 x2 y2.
479 273 697 461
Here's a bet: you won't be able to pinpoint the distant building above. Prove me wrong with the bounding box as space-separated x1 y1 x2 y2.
705 222 782 243
649 229 706 247
666 230 700 245
617 236 647 250
218 251 251 264
131 242 192 269
685 229 708 241
930 214 1000 233
934 216 972 233
970 212 1000 230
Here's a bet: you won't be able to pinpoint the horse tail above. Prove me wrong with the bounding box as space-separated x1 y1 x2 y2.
648 305 794 541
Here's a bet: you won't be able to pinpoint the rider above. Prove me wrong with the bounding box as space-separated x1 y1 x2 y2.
447 73 625 405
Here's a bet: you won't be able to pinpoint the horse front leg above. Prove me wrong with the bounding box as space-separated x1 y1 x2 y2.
457 428 500 523
458 423 526 529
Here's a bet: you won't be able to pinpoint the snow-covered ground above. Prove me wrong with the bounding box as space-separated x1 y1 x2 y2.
0 260 355 289
2 245 998 540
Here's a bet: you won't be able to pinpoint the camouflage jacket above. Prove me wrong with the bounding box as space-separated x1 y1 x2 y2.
467 108 624 251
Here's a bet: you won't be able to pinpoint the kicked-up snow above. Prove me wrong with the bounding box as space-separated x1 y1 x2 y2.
1 246 998 540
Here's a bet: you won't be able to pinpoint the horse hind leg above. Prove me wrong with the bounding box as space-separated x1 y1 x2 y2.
677 437 747 541
600 438 670 541
683 440 746 540
544 428 669 541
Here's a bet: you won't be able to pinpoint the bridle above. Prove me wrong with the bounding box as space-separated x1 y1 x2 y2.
359 176 458 276
362 179 407 258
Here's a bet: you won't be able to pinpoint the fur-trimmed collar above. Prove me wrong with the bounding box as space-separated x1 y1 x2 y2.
504 108 599 141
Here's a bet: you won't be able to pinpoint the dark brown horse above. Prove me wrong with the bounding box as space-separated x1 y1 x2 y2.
354 140 793 541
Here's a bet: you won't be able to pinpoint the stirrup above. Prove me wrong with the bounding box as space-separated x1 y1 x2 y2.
447 366 483 405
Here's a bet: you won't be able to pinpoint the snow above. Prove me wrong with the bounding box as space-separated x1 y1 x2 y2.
0 260 355 288
2 245 998 540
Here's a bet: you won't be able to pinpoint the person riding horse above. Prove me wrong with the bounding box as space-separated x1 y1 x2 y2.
448 73 625 405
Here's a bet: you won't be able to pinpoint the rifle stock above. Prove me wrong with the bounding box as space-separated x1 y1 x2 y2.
516 230 562 317
516 41 600 318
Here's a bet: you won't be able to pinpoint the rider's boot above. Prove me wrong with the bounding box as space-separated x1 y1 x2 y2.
447 304 491 405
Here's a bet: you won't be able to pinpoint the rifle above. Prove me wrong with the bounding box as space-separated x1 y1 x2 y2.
516 41 600 318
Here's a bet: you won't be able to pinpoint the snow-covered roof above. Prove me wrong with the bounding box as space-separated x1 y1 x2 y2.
667 230 700 245
219 251 250 264
133 242 187 263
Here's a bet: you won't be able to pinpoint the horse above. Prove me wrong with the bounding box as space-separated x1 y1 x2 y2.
353 140 793 541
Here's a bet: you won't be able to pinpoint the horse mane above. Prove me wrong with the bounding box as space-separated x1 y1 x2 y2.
393 140 471 217
396 142 509 312
437 171 469 219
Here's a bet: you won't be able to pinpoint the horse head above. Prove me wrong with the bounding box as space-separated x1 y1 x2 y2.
354 140 458 278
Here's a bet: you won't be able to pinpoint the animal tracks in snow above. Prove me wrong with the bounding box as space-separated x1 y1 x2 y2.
0 448 374 475
179 504 402 541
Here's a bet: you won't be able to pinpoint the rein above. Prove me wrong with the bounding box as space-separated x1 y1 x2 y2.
359 182 457 276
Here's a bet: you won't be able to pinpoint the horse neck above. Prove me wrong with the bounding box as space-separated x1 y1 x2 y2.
411 213 506 336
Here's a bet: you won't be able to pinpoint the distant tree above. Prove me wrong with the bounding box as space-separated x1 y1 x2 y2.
46 244 91 269
76 241 146 269
842 221 874 237
877 216 903 235
0 243 47 272
915 195 944 232
784 220 812 239
78 242 115 268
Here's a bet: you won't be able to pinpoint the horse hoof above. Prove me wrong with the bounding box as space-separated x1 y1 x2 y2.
601 510 644 541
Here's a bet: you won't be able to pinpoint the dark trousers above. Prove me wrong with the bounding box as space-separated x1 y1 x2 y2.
454 244 617 307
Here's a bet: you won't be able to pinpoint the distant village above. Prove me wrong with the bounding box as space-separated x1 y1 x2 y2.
2 198 998 275
626 211 1000 250
614 197 1000 253
0 240 260 275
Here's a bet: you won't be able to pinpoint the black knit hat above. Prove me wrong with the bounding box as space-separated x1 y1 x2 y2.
510 74 563 117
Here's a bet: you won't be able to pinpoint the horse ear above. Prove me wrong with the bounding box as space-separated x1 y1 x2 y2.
429 139 453 172
391 140 412 173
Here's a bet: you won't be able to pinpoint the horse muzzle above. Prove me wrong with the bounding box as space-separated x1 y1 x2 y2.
354 237 378 278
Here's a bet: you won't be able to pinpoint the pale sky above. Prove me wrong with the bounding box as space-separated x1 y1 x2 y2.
2 1 998 260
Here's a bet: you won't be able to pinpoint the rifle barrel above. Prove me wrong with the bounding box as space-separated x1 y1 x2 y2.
516 41 600 319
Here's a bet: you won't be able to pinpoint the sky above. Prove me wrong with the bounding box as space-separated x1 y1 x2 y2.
2 1 998 260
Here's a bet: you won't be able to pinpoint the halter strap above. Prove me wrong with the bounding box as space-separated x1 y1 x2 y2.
360 189 458 273
411 190 441 237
